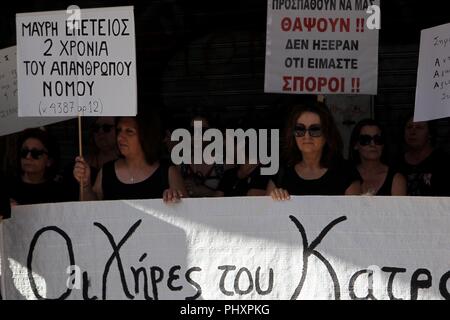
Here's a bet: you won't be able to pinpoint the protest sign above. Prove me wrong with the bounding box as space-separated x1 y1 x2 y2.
265 0 379 94
1 197 450 300
415 22 450 121
0 46 70 136
15 6 137 117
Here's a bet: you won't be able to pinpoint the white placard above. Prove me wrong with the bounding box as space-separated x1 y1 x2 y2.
265 0 379 95
16 6 137 117
415 22 450 121
0 46 71 136
1 197 450 300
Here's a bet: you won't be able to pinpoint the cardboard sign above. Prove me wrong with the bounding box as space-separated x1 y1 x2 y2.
415 22 450 121
265 0 379 95
0 46 71 136
15 6 137 117
1 197 450 300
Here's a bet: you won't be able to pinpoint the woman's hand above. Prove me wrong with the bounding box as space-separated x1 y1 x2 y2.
270 188 291 201
73 156 91 188
163 189 185 203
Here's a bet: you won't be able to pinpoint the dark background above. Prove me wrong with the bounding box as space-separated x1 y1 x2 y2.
1 0 450 174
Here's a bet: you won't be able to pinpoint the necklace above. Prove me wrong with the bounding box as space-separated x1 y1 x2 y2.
126 166 136 183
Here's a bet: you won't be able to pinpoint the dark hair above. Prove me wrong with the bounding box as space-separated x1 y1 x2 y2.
349 119 388 165
283 102 343 168
403 114 437 147
116 112 162 165
17 127 60 179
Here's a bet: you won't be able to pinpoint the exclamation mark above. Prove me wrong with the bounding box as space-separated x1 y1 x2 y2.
352 78 361 93
356 18 365 32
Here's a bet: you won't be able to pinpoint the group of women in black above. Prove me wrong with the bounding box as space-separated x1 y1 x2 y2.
1 101 449 219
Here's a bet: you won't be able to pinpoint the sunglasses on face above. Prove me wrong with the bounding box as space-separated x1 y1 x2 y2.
358 134 385 146
20 148 48 159
92 124 114 134
293 124 323 138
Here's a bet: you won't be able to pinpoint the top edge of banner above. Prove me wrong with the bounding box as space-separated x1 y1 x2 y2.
16 5 134 18
0 45 16 51
421 21 450 33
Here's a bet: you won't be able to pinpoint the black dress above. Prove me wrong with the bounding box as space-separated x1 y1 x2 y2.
9 178 64 205
102 160 169 200
217 166 270 197
374 167 397 196
275 160 361 196
397 149 450 196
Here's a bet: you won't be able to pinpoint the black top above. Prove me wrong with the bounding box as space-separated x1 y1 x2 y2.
274 160 361 196
397 149 450 196
9 178 64 205
217 166 270 197
61 161 99 201
0 175 11 219
374 167 397 196
102 160 169 200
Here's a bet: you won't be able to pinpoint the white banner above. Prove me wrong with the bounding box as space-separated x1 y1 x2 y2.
16 6 137 117
0 46 71 136
265 0 379 95
1 197 450 300
415 22 450 121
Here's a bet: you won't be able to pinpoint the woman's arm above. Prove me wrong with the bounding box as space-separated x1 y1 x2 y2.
345 180 362 195
164 166 188 202
391 173 407 196
266 179 291 200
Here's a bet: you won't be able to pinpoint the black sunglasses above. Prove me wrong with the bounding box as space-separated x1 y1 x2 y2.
293 124 323 138
358 134 385 146
20 148 48 160
92 124 114 133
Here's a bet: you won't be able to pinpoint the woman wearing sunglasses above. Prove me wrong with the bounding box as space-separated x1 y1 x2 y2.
268 103 361 200
9 128 63 205
349 119 407 196
73 112 187 203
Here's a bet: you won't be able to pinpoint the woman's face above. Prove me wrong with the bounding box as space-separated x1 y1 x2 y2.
294 112 326 156
404 119 430 150
20 138 50 175
116 118 143 159
355 125 384 162
93 117 116 151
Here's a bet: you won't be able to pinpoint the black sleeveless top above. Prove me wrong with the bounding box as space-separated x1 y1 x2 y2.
375 167 397 196
275 160 361 196
102 160 169 200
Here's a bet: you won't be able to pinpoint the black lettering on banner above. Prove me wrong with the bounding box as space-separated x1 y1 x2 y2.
289 215 347 300
82 271 98 300
168 265 183 291
150 266 164 300
185 267 202 300
218 265 236 296
410 269 432 300
234 267 254 295
439 271 450 300
382 267 406 300
130 265 153 300
349 269 377 300
27 226 76 300
255 266 274 295
94 220 142 300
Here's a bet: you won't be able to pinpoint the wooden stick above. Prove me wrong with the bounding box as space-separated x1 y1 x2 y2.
78 115 84 201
